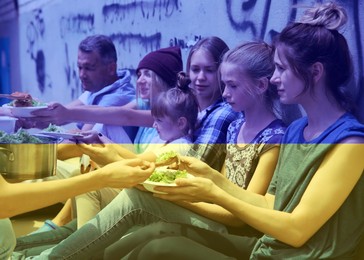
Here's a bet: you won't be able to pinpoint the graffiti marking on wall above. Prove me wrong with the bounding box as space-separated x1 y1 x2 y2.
63 43 82 100
60 14 95 38
110 32 161 53
26 9 52 93
102 0 180 23
225 0 298 41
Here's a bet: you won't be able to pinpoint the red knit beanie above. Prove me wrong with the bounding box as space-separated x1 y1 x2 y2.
137 46 183 87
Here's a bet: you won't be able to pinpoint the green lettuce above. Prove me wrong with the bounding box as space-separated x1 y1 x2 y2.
148 169 187 184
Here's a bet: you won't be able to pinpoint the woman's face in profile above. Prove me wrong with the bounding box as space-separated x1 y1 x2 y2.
271 48 305 105
221 62 258 112
137 69 153 100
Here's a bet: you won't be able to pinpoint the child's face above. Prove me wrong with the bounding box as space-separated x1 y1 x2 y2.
136 69 153 99
220 62 257 112
153 115 182 142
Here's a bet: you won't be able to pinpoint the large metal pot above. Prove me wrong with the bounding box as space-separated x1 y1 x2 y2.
0 136 61 182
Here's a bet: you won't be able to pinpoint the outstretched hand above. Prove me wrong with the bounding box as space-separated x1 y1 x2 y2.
99 158 155 188
77 142 123 166
31 102 69 126
77 130 103 144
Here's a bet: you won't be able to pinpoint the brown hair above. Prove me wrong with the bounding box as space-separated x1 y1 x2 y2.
186 36 229 93
274 2 354 112
221 41 280 116
151 72 199 135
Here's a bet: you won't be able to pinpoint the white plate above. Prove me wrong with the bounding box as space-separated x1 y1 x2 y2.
2 104 48 117
142 172 194 194
38 131 84 140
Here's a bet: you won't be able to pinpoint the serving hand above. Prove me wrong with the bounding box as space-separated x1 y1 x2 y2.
31 102 69 126
100 158 155 188
76 141 123 166
75 130 106 144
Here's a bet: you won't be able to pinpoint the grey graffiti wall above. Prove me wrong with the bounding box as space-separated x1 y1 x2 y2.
18 0 364 117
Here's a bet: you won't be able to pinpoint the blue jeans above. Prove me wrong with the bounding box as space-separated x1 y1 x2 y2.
104 222 257 259
31 188 227 259
12 219 77 259
0 218 16 260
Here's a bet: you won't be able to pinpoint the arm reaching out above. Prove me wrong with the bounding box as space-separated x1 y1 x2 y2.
77 142 135 166
31 102 154 127
0 159 155 218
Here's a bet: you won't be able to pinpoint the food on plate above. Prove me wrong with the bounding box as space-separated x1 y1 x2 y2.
147 168 188 184
0 129 43 144
155 151 180 168
6 92 32 99
10 99 46 107
156 151 177 163
5 92 46 107
41 124 84 138
43 123 64 133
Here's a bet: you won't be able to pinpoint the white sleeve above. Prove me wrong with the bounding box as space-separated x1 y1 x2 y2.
78 91 90 105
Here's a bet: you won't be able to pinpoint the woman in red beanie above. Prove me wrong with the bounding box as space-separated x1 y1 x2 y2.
132 46 184 154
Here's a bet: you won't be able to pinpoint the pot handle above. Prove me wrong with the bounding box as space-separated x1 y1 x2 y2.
0 147 15 161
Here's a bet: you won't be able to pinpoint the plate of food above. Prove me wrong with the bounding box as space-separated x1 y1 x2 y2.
38 124 83 139
2 104 48 117
38 124 84 140
38 132 84 140
142 167 193 194
2 92 47 117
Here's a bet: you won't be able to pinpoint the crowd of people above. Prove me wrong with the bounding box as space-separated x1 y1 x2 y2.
1 2 363 259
